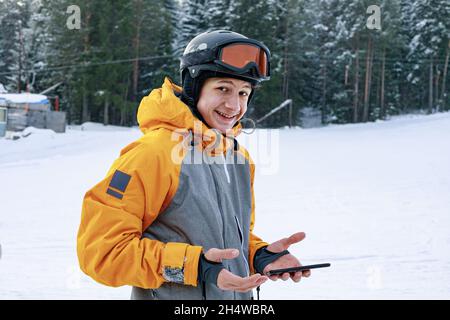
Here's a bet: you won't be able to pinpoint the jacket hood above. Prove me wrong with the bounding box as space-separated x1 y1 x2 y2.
137 77 242 155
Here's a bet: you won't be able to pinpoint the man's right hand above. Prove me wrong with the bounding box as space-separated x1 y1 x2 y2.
204 248 268 293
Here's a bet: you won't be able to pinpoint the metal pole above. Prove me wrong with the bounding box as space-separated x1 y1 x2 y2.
256 99 292 124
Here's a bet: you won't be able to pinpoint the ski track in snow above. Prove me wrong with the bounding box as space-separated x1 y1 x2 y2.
0 113 449 299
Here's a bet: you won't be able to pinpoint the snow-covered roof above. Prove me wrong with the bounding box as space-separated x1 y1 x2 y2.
0 93 49 104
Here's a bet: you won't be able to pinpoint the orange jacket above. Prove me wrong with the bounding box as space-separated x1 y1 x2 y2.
77 77 268 293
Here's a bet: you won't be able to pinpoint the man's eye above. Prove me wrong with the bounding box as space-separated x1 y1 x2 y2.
217 87 228 92
240 91 250 96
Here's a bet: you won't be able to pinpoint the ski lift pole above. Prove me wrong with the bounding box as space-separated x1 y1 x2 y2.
255 99 293 127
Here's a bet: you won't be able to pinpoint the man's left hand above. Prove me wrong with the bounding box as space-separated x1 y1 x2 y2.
263 232 311 282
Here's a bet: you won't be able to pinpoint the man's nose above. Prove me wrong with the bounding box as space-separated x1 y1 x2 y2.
224 93 241 112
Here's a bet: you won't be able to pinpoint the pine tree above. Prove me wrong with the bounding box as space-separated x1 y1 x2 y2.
227 0 280 126
0 0 7 88
0 0 31 92
178 0 210 54
135 0 179 93
403 0 450 112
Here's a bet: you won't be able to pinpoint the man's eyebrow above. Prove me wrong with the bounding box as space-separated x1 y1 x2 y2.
217 79 252 89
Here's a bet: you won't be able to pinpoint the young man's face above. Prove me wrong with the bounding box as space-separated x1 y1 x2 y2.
196 77 252 134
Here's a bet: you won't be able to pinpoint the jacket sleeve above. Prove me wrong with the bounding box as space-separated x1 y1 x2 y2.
247 158 270 274
77 138 202 289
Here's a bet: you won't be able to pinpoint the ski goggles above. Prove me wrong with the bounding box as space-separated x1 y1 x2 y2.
215 42 270 80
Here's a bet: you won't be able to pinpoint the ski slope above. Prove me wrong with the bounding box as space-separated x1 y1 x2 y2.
0 113 449 299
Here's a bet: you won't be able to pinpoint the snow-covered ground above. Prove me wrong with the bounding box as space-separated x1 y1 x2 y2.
0 113 449 299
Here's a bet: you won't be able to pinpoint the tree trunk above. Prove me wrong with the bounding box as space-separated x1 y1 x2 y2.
353 38 360 123
429 60 433 114
435 68 440 111
380 47 386 119
375 62 380 112
282 47 289 100
282 11 290 126
120 107 125 126
321 63 327 124
18 21 23 93
82 87 89 123
132 0 143 103
81 11 91 124
103 94 109 126
441 40 449 109
345 65 349 86
119 76 130 126
363 36 373 122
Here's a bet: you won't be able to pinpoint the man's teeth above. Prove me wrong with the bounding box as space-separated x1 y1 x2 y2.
216 110 237 119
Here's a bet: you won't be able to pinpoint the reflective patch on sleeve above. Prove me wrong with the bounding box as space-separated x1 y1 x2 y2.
109 170 131 192
163 267 185 284
106 188 123 200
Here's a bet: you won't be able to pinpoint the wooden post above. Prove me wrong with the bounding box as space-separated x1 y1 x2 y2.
55 96 60 112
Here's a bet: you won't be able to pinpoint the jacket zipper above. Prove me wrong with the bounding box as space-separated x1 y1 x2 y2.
235 215 250 277
221 152 231 183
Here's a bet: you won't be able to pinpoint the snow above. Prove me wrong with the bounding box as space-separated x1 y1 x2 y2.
0 93 49 104
1 113 450 299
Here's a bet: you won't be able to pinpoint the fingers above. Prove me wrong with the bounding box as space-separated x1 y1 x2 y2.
218 270 268 293
269 270 310 283
285 232 306 247
228 273 264 288
269 232 306 252
281 272 290 281
292 271 302 282
205 248 239 262
292 269 311 282
234 275 268 293
269 275 278 281
219 249 239 260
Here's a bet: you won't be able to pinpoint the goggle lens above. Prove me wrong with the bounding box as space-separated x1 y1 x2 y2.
220 43 269 77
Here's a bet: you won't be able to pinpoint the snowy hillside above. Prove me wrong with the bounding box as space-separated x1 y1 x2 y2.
0 113 449 299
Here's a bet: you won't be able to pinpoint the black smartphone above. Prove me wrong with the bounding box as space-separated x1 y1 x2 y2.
266 263 331 276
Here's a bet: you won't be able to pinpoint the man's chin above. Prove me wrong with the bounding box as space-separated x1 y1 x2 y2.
209 122 233 134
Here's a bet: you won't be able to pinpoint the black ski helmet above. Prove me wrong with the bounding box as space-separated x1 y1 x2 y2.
179 30 271 122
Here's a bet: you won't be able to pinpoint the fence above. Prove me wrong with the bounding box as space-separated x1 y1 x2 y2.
6 107 66 133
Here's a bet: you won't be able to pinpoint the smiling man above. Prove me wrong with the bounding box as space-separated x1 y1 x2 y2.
77 30 310 300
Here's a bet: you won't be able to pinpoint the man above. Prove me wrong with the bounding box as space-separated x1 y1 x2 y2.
77 30 310 300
